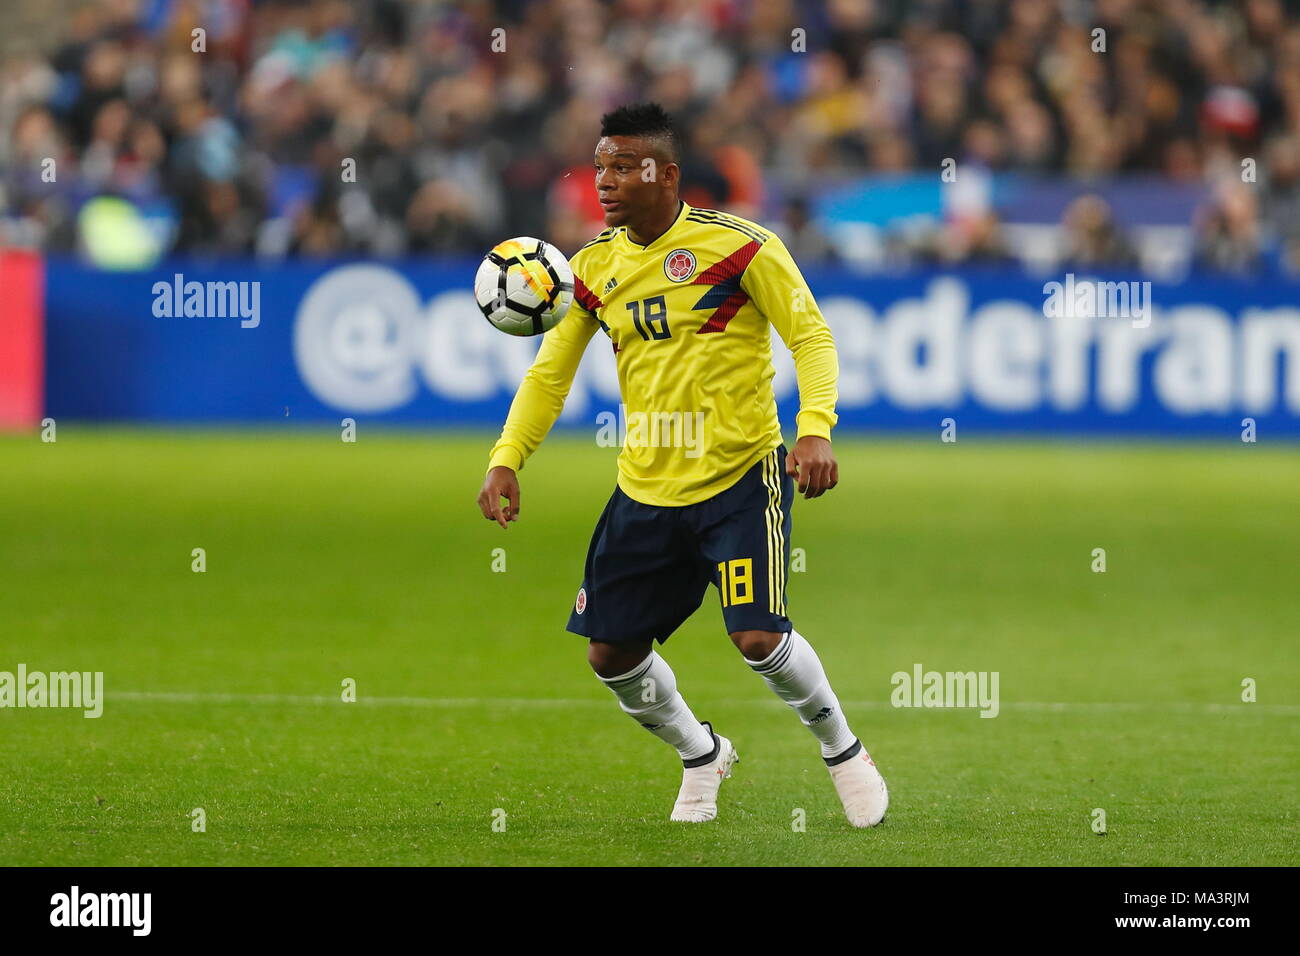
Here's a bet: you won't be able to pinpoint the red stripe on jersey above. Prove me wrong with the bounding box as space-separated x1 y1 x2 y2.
574 276 604 314
693 239 762 334
696 292 748 334
692 239 762 286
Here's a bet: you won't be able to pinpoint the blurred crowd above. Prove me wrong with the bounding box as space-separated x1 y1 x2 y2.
3 0 1300 273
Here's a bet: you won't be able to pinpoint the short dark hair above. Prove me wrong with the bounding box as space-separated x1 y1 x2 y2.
600 102 680 164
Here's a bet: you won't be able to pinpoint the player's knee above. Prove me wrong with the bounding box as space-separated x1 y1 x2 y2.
587 640 652 679
729 629 783 662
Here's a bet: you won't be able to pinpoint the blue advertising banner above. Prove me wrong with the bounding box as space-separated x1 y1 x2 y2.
44 257 1300 437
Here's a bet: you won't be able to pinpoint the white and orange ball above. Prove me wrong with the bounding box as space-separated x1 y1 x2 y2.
474 237 574 336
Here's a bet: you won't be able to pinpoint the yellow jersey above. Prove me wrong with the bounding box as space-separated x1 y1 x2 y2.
487 200 839 506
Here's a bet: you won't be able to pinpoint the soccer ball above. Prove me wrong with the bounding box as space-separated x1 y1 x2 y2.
474 237 574 336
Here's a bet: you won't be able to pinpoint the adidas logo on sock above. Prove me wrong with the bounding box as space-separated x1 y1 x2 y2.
809 706 834 725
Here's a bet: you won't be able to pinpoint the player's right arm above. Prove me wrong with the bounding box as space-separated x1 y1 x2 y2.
478 285 600 528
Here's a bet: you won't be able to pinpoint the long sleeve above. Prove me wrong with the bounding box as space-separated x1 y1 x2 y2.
741 234 839 440
487 304 599 472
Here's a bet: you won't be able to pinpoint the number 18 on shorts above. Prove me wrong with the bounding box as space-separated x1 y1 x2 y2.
567 446 794 644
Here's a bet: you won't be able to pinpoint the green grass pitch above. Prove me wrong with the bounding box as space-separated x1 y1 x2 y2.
0 428 1296 866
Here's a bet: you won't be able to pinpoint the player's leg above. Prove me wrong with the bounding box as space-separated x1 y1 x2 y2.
731 627 856 763
587 637 713 762
734 626 887 827
588 636 737 821
698 446 887 827
567 488 737 821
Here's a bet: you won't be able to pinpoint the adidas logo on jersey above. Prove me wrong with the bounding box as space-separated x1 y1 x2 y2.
603 277 618 293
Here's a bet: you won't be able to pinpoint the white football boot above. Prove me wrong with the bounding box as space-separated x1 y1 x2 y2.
826 740 888 827
669 721 739 822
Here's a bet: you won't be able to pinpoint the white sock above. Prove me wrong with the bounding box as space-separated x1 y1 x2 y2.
599 651 716 763
749 629 857 760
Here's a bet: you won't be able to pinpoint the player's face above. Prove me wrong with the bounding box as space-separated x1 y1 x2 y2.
593 136 663 228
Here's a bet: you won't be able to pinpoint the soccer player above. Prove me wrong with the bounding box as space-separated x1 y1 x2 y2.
477 103 887 827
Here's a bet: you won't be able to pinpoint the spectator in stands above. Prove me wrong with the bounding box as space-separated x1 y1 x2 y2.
773 196 838 265
1194 179 1264 274
1059 195 1138 270
0 0 1294 276
1263 132 1300 272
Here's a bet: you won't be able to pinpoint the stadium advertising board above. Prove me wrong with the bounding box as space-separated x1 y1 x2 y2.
43 259 1300 437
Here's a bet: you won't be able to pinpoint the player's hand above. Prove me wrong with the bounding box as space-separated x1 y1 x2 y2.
478 466 520 529
786 436 838 499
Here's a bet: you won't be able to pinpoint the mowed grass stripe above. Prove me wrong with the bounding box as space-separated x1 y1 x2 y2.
102 690 1300 716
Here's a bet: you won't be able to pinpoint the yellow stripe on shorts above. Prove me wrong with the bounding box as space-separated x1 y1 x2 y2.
762 449 782 614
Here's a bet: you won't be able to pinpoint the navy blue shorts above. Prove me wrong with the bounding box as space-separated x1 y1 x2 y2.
566 445 794 644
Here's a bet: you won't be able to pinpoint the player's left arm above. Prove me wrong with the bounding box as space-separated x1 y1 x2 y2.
742 233 840 499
